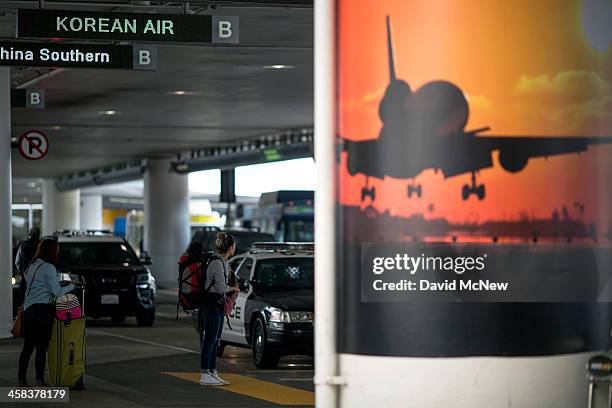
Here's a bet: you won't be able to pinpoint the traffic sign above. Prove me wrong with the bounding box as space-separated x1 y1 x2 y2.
17 9 239 44
0 42 156 70
18 130 49 161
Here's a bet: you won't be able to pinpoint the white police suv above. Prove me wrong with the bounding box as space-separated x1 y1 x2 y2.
194 242 314 368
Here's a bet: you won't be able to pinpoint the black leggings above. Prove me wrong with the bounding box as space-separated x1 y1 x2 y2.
18 303 55 383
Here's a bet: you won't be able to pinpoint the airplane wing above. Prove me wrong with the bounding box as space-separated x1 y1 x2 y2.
439 135 612 178
477 135 612 158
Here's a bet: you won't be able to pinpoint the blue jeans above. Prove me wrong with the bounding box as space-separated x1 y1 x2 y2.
200 304 223 370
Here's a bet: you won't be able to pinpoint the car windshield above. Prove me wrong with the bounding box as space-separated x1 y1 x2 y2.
254 258 313 291
59 242 140 267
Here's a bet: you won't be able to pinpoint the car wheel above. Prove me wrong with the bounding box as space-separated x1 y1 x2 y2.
136 308 155 327
217 341 226 357
252 317 280 369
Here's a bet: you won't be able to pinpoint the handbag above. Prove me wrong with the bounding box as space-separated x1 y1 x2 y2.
55 293 82 322
11 263 43 337
224 268 238 316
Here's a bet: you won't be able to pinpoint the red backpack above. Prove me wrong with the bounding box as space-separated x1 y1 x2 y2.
177 244 214 314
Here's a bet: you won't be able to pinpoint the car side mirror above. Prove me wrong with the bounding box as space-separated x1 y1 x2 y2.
140 251 152 265
238 278 250 292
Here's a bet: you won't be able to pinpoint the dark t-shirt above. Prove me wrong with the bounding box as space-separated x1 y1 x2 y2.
16 238 39 274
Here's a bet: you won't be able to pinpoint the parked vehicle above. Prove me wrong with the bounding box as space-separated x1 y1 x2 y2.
193 242 314 368
253 191 314 242
56 231 156 326
191 227 275 255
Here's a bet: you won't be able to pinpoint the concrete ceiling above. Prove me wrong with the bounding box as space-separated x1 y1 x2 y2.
8 1 313 181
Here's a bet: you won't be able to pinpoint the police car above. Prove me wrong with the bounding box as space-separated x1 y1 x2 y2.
195 242 314 368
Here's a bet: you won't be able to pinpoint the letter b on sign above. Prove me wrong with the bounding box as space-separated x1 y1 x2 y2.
212 16 239 44
26 90 45 109
219 21 232 39
139 51 151 66
133 45 157 71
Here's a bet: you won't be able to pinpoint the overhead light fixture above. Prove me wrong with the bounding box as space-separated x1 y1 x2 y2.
98 110 121 116
166 90 199 96
52 125 62 130
262 65 294 69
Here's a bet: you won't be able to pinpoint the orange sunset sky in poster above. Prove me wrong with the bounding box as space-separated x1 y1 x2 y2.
337 0 612 231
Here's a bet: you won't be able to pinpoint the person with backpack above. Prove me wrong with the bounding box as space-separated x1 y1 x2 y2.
17 236 75 387
15 227 41 275
199 232 239 386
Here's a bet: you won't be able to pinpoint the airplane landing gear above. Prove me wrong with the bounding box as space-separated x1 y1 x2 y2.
462 172 486 201
361 177 376 201
407 183 422 198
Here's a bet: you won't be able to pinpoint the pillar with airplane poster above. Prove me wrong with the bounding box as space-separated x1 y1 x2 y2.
333 1 612 406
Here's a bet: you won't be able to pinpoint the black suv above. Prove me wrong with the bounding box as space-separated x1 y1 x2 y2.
57 232 156 326
193 242 314 368
191 227 275 255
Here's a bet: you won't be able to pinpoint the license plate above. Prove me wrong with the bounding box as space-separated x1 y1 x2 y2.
101 294 119 304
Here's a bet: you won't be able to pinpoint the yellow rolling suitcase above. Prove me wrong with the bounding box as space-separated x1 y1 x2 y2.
48 287 86 389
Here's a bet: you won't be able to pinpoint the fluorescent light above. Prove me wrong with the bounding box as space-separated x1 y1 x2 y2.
98 110 120 116
166 90 198 96
262 64 294 69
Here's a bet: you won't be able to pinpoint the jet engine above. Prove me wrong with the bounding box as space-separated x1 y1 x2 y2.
499 147 529 173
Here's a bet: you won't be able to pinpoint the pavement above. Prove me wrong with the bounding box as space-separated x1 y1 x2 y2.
0 293 314 408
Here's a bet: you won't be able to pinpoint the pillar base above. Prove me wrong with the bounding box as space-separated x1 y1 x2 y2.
339 352 591 408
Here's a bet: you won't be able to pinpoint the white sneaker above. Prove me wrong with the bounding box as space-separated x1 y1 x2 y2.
199 373 221 385
211 371 230 385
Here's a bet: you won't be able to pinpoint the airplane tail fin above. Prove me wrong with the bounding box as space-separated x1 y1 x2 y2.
386 16 396 82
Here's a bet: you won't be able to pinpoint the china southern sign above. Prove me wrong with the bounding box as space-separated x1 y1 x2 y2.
0 42 156 70
17 9 239 44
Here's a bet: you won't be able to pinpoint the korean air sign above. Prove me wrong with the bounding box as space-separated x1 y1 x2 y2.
17 9 239 44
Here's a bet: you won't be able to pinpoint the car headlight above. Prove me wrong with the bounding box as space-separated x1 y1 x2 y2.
267 307 314 323
136 270 155 289
268 307 291 323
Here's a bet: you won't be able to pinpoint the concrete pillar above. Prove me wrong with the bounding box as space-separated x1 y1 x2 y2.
42 181 80 235
80 194 103 230
144 158 190 288
0 67 13 338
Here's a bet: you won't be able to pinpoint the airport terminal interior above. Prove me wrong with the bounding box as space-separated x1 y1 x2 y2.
1 1 316 407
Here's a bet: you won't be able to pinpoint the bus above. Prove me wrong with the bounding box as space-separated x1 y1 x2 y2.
253 190 314 242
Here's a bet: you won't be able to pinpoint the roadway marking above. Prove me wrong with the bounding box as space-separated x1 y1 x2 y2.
88 329 199 354
162 372 314 406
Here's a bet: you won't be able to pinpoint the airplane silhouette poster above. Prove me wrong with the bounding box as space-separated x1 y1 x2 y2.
337 0 612 241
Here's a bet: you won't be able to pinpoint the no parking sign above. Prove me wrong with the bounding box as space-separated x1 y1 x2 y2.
18 130 49 161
